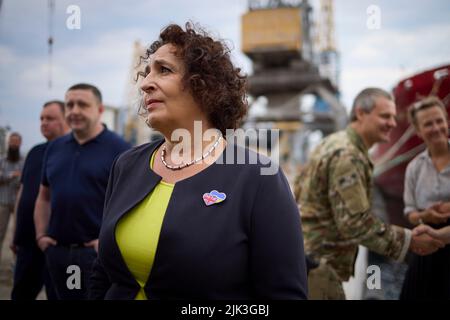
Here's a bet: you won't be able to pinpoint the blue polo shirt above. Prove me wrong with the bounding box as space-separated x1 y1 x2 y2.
14 142 48 246
42 128 130 245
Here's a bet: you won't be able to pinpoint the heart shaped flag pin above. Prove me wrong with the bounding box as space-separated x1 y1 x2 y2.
203 190 226 206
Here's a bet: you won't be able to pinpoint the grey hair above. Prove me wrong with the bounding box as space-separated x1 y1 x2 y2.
350 88 393 122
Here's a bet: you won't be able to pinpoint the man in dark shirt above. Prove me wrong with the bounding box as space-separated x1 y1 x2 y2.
34 83 131 299
11 100 70 300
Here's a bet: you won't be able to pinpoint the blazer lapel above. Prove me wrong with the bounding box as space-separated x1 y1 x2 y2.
100 140 163 289
110 140 163 225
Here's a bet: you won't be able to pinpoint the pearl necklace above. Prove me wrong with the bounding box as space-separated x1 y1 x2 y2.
161 134 223 170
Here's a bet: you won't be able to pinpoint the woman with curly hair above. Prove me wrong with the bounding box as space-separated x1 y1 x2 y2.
89 22 307 300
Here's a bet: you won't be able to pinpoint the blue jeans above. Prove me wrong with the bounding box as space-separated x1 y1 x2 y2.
11 244 57 300
45 245 97 300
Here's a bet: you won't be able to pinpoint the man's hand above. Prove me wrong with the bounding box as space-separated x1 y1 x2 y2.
84 239 99 253
409 230 445 255
413 224 450 245
10 170 21 178
37 236 57 252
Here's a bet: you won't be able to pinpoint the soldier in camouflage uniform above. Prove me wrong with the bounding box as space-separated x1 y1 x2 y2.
296 88 445 300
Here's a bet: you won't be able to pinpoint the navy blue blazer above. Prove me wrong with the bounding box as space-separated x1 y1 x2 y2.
89 139 308 300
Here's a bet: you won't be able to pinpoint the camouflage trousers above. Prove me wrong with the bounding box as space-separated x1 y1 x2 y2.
307 258 346 300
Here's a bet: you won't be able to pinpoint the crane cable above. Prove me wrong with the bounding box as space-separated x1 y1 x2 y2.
48 0 55 89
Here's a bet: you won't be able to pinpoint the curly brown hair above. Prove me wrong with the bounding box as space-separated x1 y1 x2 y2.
137 22 248 135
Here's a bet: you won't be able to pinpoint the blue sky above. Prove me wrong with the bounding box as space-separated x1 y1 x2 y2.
1 0 449 151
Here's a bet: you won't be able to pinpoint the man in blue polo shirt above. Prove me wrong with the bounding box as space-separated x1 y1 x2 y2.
11 100 70 300
34 83 130 299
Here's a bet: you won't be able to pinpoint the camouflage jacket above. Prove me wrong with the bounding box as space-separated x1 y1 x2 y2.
297 127 409 281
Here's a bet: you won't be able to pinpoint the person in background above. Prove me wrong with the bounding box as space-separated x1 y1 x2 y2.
34 84 130 299
400 96 450 300
89 23 308 300
10 100 70 300
296 88 445 300
0 132 24 263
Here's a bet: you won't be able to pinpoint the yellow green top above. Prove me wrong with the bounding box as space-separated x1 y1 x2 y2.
115 149 174 300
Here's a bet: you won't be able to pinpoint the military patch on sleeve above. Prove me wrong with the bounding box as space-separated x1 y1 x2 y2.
337 172 358 189
335 171 370 214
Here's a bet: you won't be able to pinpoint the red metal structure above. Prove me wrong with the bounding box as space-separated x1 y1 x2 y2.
372 64 450 227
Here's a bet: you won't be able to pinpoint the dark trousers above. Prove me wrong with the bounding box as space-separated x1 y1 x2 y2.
400 244 450 300
45 245 97 300
11 244 57 300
